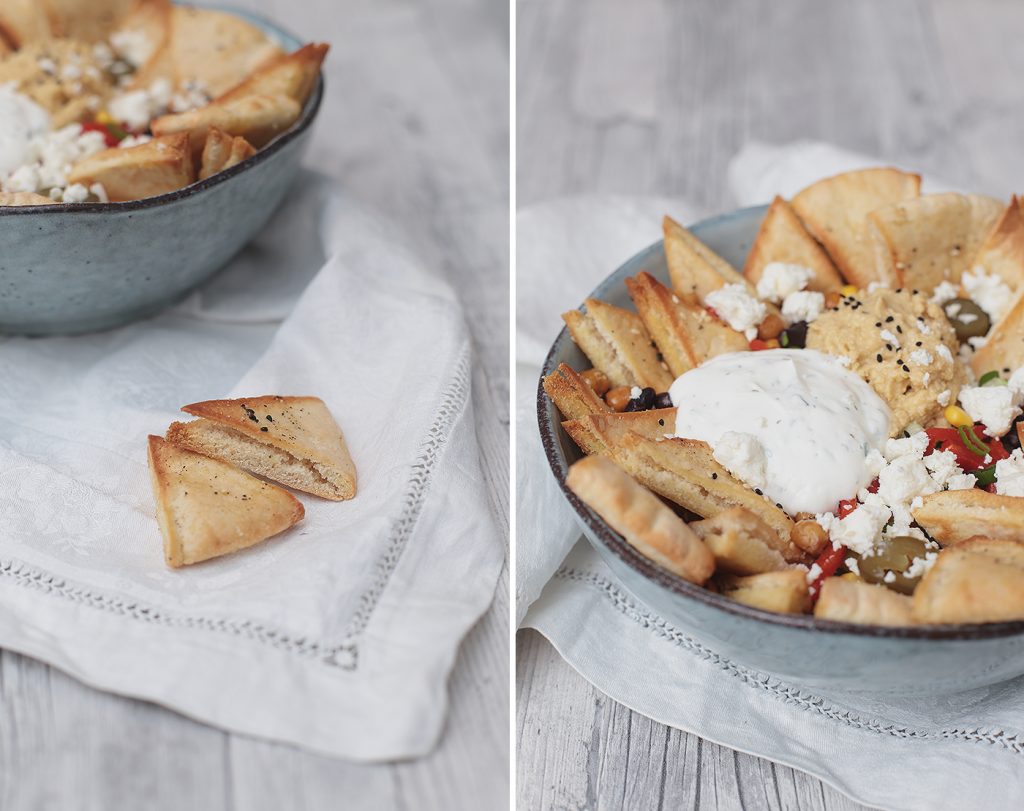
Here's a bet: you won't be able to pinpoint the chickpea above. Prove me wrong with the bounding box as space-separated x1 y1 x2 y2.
605 386 633 412
757 312 786 341
791 519 829 556
580 368 611 396
824 290 842 309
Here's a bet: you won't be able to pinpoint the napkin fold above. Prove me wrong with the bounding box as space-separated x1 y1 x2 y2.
517 142 1024 809
0 170 503 761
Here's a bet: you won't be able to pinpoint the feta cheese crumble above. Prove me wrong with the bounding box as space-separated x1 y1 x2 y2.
962 267 1013 324
930 281 960 306
712 431 768 491
756 262 813 303
704 284 766 340
995 449 1024 496
781 290 825 324
958 385 1023 437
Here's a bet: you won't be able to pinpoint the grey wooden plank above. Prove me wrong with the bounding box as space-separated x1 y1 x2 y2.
0 0 510 808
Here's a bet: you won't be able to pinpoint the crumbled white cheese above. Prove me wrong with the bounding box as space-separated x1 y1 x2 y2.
930 281 960 306
867 281 889 293
923 372 931 386
962 267 1013 324
946 473 977 491
882 570 896 584
1009 367 1024 397
89 182 108 203
820 493 892 556
879 329 901 349
995 449 1024 496
2 123 107 196
805 563 823 585
108 78 173 130
169 81 210 115
118 134 152 149
905 552 938 579
61 183 90 203
845 557 860 576
630 386 643 399
864 448 886 478
705 284 766 340
883 431 929 462
910 349 934 366
781 290 825 324
877 455 938 506
756 262 813 303
935 344 954 364
110 28 155 69
712 431 768 490
924 449 963 489
959 385 1022 437
937 389 951 407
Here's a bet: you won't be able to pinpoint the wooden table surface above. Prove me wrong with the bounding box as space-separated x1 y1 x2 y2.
516 0 1024 808
0 1 510 809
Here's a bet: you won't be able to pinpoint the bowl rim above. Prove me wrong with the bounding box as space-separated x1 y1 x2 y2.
0 2 323 217
537 204 1024 642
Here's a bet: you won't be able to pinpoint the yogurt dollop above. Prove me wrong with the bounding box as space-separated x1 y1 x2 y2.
669 349 891 515
0 85 50 178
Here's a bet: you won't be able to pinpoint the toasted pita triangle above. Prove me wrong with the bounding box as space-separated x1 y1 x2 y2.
147 435 304 568
45 0 136 42
969 287 1024 377
172 396 357 501
218 43 328 106
743 196 843 292
663 215 752 303
562 299 673 391
972 195 1024 290
542 363 611 422
626 272 747 377
0 0 52 48
912 540 1024 624
790 167 921 288
867 192 1003 292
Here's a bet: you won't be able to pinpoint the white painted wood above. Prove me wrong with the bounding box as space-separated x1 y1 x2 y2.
517 0 1024 807
0 1 509 809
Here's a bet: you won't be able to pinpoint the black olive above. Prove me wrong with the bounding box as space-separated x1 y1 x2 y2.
654 392 673 409
782 321 808 348
637 387 656 410
942 298 990 341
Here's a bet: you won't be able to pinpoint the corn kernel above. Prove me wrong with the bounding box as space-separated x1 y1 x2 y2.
96 110 114 125
839 572 860 582
840 284 859 297
944 404 973 428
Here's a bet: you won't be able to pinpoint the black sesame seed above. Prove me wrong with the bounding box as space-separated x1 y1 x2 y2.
902 365 910 372
886 344 893 351
896 325 902 333
876 354 883 362
915 341 923 347
755 488 763 495
711 472 718 480
260 427 269 432
886 316 894 322
658 418 665 427
875 322 882 327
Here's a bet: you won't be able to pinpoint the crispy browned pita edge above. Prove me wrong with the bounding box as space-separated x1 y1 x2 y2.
717 569 811 614
971 195 1024 291
67 133 195 202
814 578 913 626
542 362 612 423
912 539 1024 624
911 489 1024 546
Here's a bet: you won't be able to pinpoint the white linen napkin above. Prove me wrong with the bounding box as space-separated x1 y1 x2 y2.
517 143 1024 810
0 170 504 762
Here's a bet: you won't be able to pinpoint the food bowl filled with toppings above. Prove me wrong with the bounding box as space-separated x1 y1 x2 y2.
539 168 1024 694
0 1 327 334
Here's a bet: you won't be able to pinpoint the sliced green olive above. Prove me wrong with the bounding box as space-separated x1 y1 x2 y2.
943 297 990 341
850 536 929 595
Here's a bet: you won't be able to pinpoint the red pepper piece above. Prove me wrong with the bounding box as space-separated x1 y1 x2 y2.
837 498 858 518
924 426 1008 472
809 544 847 600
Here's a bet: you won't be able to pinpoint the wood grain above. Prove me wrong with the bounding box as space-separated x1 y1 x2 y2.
517 0 1024 807
0 1 510 809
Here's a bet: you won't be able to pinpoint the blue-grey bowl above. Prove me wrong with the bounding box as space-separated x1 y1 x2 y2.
539 204 1024 695
0 4 323 335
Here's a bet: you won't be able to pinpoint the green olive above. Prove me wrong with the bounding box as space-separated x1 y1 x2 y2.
943 297 991 341
849 536 929 595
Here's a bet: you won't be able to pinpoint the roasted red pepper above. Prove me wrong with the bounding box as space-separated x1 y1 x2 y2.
809 544 847 600
81 121 121 148
924 425 1008 472
837 498 858 518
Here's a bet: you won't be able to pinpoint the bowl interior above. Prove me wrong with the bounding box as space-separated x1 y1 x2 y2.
538 204 1024 641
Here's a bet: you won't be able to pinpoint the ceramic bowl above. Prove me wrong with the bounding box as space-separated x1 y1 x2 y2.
0 4 322 335
538 204 1024 695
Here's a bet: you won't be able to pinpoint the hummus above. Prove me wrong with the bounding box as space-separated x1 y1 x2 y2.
0 41 114 128
807 288 964 435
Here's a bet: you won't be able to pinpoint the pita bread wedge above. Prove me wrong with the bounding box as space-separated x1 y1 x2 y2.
147 435 304 568
167 6 282 96
571 408 677 457
0 0 51 48
912 540 1024 624
152 94 302 158
218 43 328 106
566 455 715 584
718 570 811 614
542 363 611 422
663 214 752 303
867 193 1003 292
562 299 673 390
969 287 1024 377
198 128 256 180
814 578 913 626
626 272 747 376
743 196 843 292
67 133 194 202
112 0 172 72
592 427 795 545
971 195 1024 291
0 192 54 207
169 396 357 501
689 508 789 575
790 168 921 288
45 0 136 42
911 489 1024 546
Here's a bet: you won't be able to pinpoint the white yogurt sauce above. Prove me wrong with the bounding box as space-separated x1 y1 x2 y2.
0 85 50 178
669 349 892 515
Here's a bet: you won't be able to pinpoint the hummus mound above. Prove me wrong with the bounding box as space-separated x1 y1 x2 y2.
807 288 964 435
0 41 114 127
